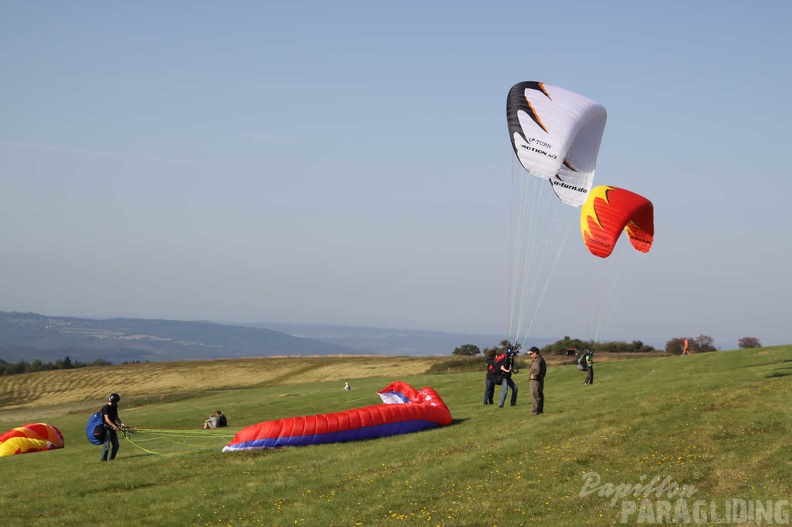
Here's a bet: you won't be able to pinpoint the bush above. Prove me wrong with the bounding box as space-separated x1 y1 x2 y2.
738 337 762 349
452 344 481 356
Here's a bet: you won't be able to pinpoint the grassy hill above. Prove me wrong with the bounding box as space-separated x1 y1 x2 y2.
1 347 790 526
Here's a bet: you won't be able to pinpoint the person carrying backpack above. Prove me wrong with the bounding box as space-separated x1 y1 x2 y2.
100 393 131 462
583 350 594 385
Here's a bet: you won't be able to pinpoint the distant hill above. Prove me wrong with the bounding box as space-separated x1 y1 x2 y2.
247 322 557 356
0 311 559 365
0 311 360 364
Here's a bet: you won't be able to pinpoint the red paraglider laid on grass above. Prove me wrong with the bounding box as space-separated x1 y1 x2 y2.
222 381 452 451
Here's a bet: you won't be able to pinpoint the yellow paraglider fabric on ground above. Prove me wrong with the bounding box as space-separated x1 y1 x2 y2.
0 423 64 457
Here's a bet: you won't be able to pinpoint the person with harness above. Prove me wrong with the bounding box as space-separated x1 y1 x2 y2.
101 393 130 462
496 347 519 408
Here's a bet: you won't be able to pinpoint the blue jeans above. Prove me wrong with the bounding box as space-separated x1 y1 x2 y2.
101 428 119 461
499 378 518 406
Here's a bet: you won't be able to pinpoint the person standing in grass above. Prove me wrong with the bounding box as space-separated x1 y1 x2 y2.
528 346 546 415
483 349 498 405
497 347 519 408
101 393 130 462
583 349 594 385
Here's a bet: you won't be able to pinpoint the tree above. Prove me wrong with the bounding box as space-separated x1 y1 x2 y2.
29 359 45 372
452 344 481 356
738 337 762 349
543 336 592 356
692 335 717 352
55 356 74 369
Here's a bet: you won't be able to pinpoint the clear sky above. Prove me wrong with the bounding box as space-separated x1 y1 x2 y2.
2 1 790 350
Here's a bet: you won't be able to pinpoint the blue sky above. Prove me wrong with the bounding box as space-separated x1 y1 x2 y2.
2 1 790 350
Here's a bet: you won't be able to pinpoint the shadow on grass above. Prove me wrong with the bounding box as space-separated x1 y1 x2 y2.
766 370 792 378
732 358 792 371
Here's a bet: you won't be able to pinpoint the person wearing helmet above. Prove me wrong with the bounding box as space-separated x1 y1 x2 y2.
100 393 129 461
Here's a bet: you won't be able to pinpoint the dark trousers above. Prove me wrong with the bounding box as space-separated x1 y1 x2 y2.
530 379 544 414
585 366 594 385
101 428 119 461
483 378 496 404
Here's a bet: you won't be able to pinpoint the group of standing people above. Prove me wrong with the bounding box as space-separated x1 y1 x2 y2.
484 345 546 415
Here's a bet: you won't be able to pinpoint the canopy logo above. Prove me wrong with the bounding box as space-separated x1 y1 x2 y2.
579 472 789 525
524 137 553 149
551 178 588 193
518 143 557 159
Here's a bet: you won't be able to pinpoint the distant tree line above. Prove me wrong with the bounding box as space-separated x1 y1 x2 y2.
665 335 761 354
453 336 656 357
454 334 766 357
0 355 113 376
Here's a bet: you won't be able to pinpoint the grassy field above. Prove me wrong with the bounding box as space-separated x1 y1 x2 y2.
1 348 790 526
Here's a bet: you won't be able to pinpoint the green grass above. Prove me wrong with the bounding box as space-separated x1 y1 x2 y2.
1 347 791 526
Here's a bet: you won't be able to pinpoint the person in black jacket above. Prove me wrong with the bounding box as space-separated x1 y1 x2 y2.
497 348 519 408
483 350 498 405
101 393 130 461
204 410 228 429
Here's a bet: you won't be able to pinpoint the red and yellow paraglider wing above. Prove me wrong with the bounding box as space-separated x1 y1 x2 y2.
0 423 64 457
625 200 654 253
581 186 654 258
